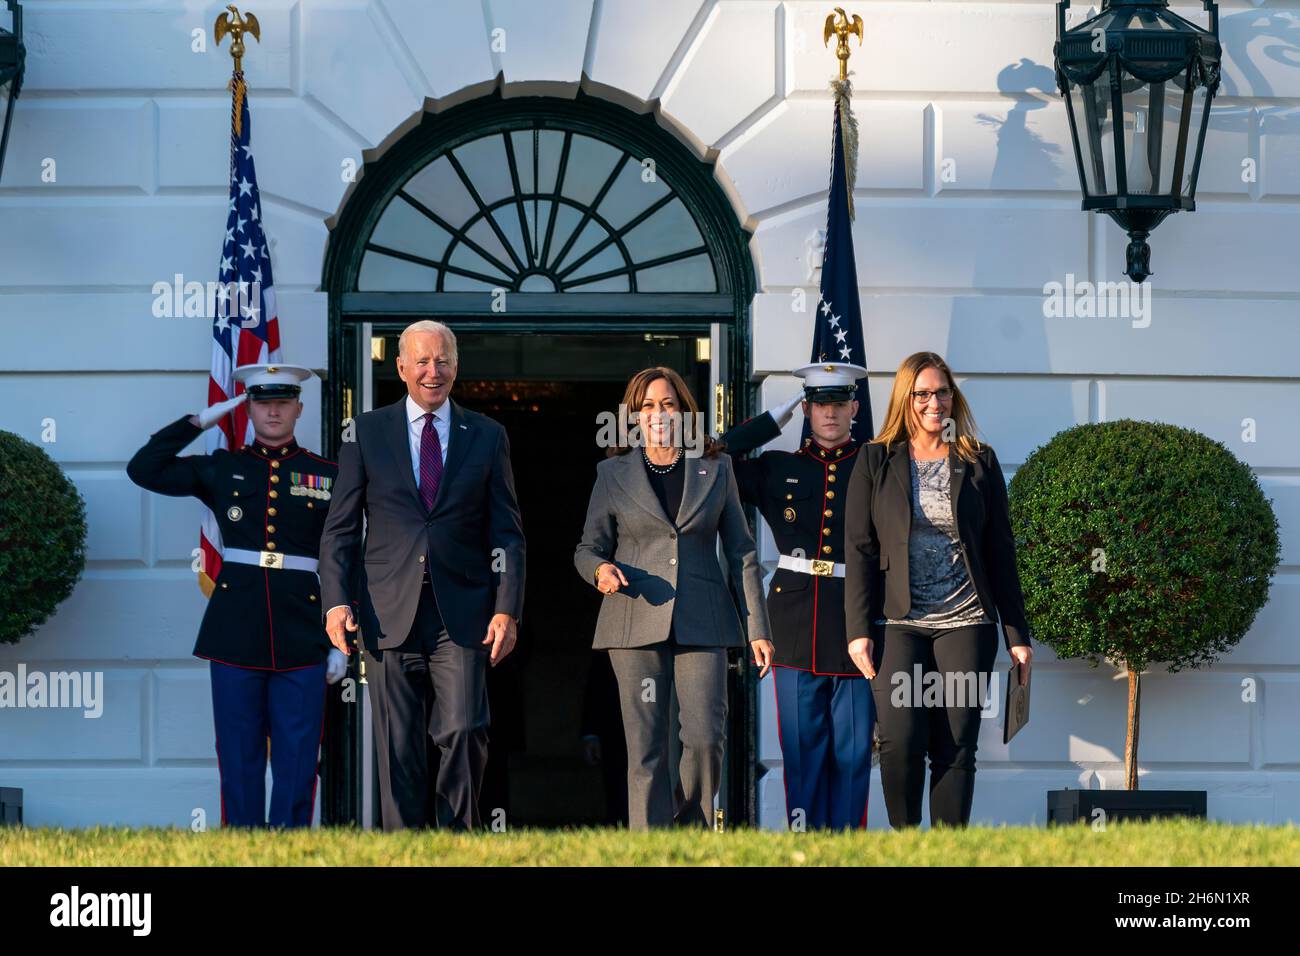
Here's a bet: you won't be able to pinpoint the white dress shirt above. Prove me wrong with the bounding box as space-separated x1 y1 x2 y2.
406 393 450 487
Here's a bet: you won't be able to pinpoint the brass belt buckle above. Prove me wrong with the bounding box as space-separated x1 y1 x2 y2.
811 559 833 576
260 550 284 570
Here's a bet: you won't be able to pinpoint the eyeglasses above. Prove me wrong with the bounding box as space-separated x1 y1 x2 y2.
911 387 953 403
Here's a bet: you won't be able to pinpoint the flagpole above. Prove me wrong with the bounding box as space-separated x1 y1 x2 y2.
803 8 873 445
213 2 261 457
823 8 862 220
197 5 264 598
215 5 261 138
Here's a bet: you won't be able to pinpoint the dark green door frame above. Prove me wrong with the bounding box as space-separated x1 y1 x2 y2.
320 91 759 828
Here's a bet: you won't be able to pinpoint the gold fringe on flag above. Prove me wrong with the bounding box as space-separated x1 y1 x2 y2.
823 8 863 221
230 73 246 139
830 77 859 222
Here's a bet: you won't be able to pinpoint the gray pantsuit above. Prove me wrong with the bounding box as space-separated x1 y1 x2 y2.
575 450 772 829
608 643 727 828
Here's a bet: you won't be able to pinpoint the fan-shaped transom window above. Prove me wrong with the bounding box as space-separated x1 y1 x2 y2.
358 128 717 294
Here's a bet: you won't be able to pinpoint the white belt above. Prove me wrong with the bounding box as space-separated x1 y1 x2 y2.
224 548 319 573
778 554 845 578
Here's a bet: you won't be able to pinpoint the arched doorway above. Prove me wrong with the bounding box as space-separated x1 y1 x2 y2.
320 91 757 828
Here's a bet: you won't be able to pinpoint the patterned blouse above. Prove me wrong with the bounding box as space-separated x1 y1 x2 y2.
882 455 991 629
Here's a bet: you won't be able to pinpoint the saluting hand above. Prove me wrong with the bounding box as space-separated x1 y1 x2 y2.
848 637 876 680
325 605 358 655
189 393 249 430
483 613 517 666
594 562 629 594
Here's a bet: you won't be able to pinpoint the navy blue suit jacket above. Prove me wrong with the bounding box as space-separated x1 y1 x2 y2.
318 397 526 651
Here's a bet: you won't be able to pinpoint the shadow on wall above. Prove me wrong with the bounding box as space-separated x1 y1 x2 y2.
1219 10 1300 99
1221 11 1300 193
978 58 1064 191
945 58 1075 455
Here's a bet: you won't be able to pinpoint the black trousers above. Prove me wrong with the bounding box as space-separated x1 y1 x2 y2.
364 579 490 831
870 621 998 828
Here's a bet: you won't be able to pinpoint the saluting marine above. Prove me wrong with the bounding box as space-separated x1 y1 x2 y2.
126 363 345 828
723 362 876 830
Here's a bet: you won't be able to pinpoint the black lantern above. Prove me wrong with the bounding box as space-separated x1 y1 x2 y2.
1055 0 1221 282
0 0 24 181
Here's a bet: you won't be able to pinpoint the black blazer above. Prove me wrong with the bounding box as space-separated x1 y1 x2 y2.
318 397 526 652
844 440 1031 650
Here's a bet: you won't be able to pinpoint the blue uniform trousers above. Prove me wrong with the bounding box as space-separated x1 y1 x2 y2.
209 660 327 828
773 666 875 830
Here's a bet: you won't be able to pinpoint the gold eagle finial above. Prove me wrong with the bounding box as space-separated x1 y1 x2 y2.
215 5 261 74
823 8 864 81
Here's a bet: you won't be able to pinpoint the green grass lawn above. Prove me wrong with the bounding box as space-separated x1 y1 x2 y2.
2 820 1297 866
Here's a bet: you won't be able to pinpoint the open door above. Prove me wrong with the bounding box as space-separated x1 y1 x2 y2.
319 320 370 826
330 322 753 829
709 322 758 829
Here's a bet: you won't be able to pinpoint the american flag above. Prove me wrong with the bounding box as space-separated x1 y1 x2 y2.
198 71 282 596
806 83 873 444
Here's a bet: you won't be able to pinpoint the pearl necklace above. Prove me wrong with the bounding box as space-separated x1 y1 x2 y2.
643 447 683 474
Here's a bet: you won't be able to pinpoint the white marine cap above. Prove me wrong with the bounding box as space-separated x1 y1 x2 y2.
232 363 314 400
792 361 868 402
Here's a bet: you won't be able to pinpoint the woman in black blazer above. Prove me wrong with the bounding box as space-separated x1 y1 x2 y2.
844 351 1032 827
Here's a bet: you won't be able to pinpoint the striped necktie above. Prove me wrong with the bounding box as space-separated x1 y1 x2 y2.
419 412 443 512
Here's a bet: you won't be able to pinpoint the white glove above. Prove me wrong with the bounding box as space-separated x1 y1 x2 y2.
772 391 805 430
196 393 248 430
326 649 348 685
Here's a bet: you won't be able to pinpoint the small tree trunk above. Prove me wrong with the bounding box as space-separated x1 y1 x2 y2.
1124 666 1141 790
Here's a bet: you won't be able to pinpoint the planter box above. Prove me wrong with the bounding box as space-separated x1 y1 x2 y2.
0 787 21 826
1048 788 1206 825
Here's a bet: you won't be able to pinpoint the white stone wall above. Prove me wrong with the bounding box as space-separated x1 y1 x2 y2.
0 0 1296 827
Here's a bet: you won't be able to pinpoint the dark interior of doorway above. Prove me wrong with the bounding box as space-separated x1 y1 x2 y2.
371 329 712 826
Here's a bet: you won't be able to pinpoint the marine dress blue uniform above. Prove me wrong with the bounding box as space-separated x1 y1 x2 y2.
724 363 875 830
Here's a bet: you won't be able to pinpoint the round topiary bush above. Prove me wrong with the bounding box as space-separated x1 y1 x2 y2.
0 431 87 645
1009 420 1280 788
1010 420 1279 672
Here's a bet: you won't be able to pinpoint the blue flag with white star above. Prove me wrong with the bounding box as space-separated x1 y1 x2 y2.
807 93 872 443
